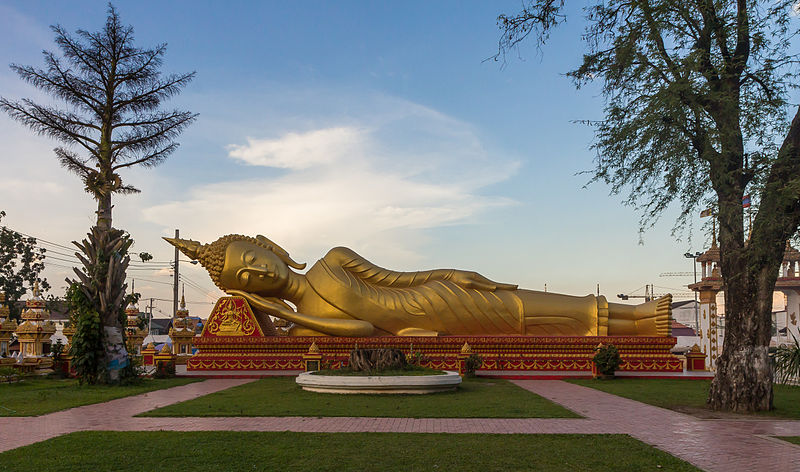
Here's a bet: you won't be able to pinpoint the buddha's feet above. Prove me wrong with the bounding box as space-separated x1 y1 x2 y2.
634 294 673 336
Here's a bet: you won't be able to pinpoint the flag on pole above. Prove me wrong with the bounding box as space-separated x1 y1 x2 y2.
742 195 751 208
700 209 713 218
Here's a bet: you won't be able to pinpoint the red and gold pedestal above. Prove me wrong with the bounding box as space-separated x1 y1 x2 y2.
187 296 683 375
154 344 175 370
142 343 157 367
685 344 707 371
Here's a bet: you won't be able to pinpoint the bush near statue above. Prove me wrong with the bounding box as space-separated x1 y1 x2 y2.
166 234 673 338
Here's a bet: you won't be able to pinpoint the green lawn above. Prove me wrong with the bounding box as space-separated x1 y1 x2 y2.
141 376 578 418
0 378 199 416
0 431 700 472
776 436 800 446
568 378 800 418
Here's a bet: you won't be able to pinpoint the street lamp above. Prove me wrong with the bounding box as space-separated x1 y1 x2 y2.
684 251 702 333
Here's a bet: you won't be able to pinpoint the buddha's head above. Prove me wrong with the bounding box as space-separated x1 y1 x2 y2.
164 234 306 295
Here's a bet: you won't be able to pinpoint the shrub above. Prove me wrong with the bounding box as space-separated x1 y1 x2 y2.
0 366 18 382
154 360 175 379
406 349 430 367
593 344 621 377
464 354 483 377
772 333 800 384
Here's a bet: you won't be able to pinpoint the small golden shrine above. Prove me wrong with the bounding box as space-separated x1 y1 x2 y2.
124 286 148 356
169 293 196 364
15 282 56 372
302 341 323 371
0 292 17 366
141 342 157 367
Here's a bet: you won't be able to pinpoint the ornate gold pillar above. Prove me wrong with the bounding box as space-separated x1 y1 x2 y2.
169 294 196 365
14 283 56 373
125 299 148 357
0 293 17 366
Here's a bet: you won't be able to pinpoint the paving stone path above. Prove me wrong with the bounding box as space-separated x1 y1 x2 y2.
2 378 800 471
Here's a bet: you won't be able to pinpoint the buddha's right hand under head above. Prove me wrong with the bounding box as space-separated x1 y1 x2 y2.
226 289 375 337
226 290 290 315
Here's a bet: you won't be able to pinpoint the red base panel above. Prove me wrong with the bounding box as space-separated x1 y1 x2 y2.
187 335 682 373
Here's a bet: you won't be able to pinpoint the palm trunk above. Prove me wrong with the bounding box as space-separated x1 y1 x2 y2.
94 193 130 382
96 191 112 231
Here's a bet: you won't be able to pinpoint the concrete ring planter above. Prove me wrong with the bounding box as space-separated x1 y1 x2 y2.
296 370 462 394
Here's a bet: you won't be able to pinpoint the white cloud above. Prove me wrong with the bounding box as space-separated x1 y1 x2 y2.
227 127 364 169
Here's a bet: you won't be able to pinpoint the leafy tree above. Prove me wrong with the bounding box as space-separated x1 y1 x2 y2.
0 210 50 320
496 0 800 412
0 5 195 382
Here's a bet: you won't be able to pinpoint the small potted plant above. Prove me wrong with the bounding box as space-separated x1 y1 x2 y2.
592 343 620 379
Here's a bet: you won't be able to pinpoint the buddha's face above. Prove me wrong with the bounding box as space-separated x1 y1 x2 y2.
219 241 290 294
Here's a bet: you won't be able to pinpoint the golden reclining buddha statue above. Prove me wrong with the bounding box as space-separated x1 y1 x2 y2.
166 234 671 338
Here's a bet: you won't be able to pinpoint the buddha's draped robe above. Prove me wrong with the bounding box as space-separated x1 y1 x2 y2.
304 247 597 336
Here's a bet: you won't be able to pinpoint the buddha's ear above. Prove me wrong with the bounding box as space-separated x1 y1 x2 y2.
256 235 280 252
256 235 306 270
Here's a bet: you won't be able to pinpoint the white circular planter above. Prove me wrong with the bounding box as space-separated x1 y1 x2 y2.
296 370 462 394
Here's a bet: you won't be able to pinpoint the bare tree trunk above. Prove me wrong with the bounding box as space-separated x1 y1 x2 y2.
708 226 782 411
708 280 774 412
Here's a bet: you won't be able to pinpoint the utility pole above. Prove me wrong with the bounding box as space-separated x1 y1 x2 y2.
685 251 702 333
173 228 179 317
148 297 154 333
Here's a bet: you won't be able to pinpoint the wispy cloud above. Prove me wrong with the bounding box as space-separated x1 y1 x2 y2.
227 127 364 169
143 96 519 267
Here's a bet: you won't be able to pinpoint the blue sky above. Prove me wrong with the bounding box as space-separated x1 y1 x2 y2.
0 1 714 317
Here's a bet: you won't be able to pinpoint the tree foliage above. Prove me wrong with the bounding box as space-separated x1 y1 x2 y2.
0 210 50 320
497 0 800 412
498 1 799 231
0 5 196 208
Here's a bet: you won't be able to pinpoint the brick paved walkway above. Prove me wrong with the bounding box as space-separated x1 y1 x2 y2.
517 380 800 471
3 378 800 471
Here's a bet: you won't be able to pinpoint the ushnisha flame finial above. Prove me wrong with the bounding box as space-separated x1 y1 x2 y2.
163 237 202 260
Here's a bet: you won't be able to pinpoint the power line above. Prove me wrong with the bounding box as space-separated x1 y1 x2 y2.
3 226 175 267
43 255 81 265
5 228 75 252
134 277 175 286
180 272 217 293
